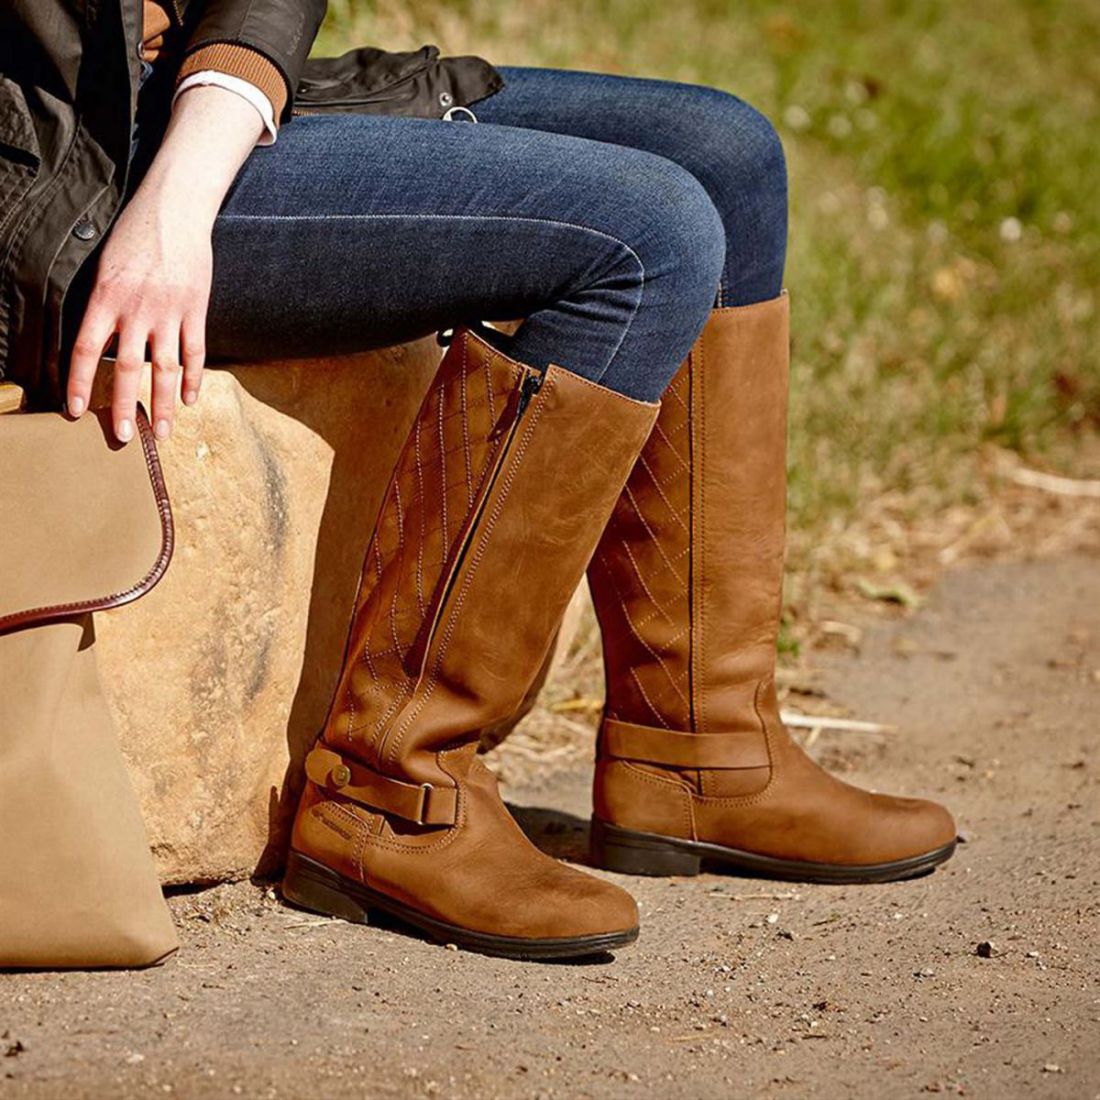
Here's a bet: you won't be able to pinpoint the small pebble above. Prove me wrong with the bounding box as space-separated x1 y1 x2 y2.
976 941 997 958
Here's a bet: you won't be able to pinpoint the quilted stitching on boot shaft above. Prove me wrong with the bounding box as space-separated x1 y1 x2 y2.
591 360 693 731
332 339 525 763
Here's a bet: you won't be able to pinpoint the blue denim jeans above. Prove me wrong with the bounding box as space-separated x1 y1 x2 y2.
207 66 788 402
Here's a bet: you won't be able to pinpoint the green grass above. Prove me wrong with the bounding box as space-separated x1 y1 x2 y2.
314 1 1099 597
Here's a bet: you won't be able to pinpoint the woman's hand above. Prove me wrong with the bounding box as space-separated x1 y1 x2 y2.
68 180 213 442
67 85 266 442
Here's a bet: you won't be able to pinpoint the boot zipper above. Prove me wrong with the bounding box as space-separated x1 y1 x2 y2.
442 369 541 605
420 368 541 659
375 369 543 764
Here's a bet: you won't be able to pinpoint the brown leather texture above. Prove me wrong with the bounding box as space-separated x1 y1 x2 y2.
0 406 173 633
0 405 178 968
589 356 694 733
304 743 458 826
603 718 770 770
290 327 658 940
323 330 531 785
590 297 956 866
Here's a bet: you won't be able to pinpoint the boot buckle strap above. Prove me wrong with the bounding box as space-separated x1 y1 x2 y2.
602 718 769 770
305 745 458 826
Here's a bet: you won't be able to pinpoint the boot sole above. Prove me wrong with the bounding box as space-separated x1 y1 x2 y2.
591 818 957 884
282 850 639 961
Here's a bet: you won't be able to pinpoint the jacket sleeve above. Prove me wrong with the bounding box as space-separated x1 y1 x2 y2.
178 0 327 123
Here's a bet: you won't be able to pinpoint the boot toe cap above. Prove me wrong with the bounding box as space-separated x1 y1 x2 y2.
558 874 639 939
875 793 957 862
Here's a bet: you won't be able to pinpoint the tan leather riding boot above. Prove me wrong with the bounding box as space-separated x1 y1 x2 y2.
587 295 957 882
284 327 658 958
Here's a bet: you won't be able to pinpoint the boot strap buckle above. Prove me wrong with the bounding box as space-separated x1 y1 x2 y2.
414 783 434 826
304 745 459 826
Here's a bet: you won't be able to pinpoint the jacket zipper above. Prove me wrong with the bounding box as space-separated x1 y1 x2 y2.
374 369 543 765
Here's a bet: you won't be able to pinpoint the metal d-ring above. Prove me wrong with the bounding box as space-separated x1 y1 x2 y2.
442 105 478 123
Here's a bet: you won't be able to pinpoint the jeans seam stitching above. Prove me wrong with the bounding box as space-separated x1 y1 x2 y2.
217 211 646 378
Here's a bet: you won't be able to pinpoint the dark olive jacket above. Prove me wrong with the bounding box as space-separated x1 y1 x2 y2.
0 1 501 409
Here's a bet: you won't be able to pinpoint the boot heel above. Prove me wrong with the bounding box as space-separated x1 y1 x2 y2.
590 819 702 877
282 851 370 925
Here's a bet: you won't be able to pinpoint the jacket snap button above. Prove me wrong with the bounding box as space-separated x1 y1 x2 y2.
331 765 352 787
72 218 97 242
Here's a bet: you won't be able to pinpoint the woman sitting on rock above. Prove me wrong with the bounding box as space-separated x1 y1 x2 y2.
4 0 957 960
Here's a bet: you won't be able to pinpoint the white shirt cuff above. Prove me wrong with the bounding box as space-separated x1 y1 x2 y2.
173 71 278 147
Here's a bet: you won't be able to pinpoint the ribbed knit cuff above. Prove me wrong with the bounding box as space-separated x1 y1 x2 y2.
177 43 288 124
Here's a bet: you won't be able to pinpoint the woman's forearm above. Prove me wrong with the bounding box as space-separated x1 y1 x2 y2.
67 85 266 442
137 83 266 223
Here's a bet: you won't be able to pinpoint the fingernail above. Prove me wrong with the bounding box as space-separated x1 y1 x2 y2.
154 419 171 440
183 389 198 406
69 396 85 417
117 418 133 442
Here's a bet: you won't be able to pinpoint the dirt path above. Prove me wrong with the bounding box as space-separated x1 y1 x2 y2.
3 555 1098 1100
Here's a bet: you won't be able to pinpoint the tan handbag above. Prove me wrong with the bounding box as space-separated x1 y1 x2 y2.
0 404 179 968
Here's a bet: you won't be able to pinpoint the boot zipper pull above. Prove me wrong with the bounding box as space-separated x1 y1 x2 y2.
490 372 543 440
517 372 543 416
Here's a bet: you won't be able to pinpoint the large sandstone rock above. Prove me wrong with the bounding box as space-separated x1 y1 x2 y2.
94 341 450 884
